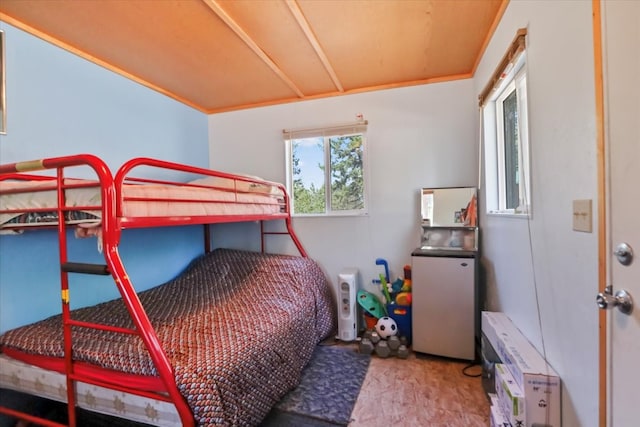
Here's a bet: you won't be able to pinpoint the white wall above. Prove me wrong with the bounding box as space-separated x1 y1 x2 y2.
208 81 477 302
474 1 599 426
208 4 601 424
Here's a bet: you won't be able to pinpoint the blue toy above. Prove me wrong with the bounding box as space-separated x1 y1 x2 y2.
390 277 404 293
375 258 390 283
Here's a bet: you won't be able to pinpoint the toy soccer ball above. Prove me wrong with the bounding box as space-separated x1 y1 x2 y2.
375 316 398 339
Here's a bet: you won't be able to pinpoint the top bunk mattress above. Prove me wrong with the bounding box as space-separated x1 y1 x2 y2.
0 249 337 426
0 176 286 231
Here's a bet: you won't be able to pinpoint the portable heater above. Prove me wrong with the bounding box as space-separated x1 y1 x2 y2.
337 268 359 341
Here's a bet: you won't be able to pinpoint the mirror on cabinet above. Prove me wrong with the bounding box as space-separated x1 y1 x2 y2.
421 187 477 227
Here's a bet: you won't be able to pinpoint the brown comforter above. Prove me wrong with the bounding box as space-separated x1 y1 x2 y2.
0 249 337 426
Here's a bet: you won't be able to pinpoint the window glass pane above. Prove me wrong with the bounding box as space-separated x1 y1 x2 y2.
329 135 364 211
502 90 520 209
292 138 326 214
286 129 367 216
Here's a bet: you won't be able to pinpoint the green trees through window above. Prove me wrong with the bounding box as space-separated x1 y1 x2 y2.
289 133 366 215
502 89 520 210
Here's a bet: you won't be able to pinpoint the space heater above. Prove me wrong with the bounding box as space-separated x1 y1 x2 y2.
337 268 359 341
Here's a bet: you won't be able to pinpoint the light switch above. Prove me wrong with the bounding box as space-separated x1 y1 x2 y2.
573 199 592 233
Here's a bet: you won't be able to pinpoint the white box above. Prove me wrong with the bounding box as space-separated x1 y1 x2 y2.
482 312 561 427
489 393 512 427
495 363 525 426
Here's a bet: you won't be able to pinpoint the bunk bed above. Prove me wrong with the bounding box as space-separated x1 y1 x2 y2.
0 154 337 427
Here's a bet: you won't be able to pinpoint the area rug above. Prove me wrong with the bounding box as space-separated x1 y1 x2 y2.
260 344 371 427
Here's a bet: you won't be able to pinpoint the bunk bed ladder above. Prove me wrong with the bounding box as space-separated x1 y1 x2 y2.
61 262 110 275
56 231 195 427
54 170 80 427
54 173 122 426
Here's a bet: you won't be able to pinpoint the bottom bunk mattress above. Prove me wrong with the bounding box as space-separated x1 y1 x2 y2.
0 353 182 425
0 248 338 426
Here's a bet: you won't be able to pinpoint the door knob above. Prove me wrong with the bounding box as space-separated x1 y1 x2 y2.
596 285 634 315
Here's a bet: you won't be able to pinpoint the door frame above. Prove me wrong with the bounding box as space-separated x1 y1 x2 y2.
591 1 607 426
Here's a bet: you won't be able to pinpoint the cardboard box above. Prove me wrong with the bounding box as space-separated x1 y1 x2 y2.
482 312 561 427
495 363 525 426
490 393 512 427
482 332 501 395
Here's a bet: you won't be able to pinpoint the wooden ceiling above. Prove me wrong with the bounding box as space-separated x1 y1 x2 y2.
0 0 506 114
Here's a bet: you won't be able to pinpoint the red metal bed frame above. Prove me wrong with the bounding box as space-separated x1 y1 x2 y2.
0 154 307 427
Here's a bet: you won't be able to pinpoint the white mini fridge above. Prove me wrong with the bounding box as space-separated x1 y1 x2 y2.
411 249 477 360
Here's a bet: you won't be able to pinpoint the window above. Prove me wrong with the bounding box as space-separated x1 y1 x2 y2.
284 123 368 216
480 29 530 215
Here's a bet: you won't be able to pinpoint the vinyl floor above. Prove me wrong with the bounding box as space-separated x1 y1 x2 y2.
347 348 490 427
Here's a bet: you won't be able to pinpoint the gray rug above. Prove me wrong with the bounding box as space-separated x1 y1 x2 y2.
261 344 371 427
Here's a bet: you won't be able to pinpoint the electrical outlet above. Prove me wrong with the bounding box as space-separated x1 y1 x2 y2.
572 199 592 233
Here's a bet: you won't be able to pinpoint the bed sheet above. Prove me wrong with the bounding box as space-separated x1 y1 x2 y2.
0 249 337 426
0 179 101 230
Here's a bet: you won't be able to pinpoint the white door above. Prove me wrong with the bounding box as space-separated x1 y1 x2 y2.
601 1 640 425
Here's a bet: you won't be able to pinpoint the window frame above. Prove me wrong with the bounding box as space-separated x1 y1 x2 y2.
284 127 369 217
483 51 531 217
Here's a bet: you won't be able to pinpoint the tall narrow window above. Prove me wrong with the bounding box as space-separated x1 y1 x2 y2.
0 30 6 134
480 28 530 215
502 89 519 209
284 123 368 216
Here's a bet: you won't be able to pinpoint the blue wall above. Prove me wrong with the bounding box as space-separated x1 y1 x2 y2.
0 23 209 333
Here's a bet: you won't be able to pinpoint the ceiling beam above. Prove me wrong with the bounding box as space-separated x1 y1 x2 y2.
201 0 305 98
285 0 344 92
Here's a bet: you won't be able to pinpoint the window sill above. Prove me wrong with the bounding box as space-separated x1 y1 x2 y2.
487 210 531 219
292 211 369 218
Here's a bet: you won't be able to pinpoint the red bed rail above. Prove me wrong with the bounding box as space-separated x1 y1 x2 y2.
113 156 307 256
0 155 192 426
0 154 308 426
